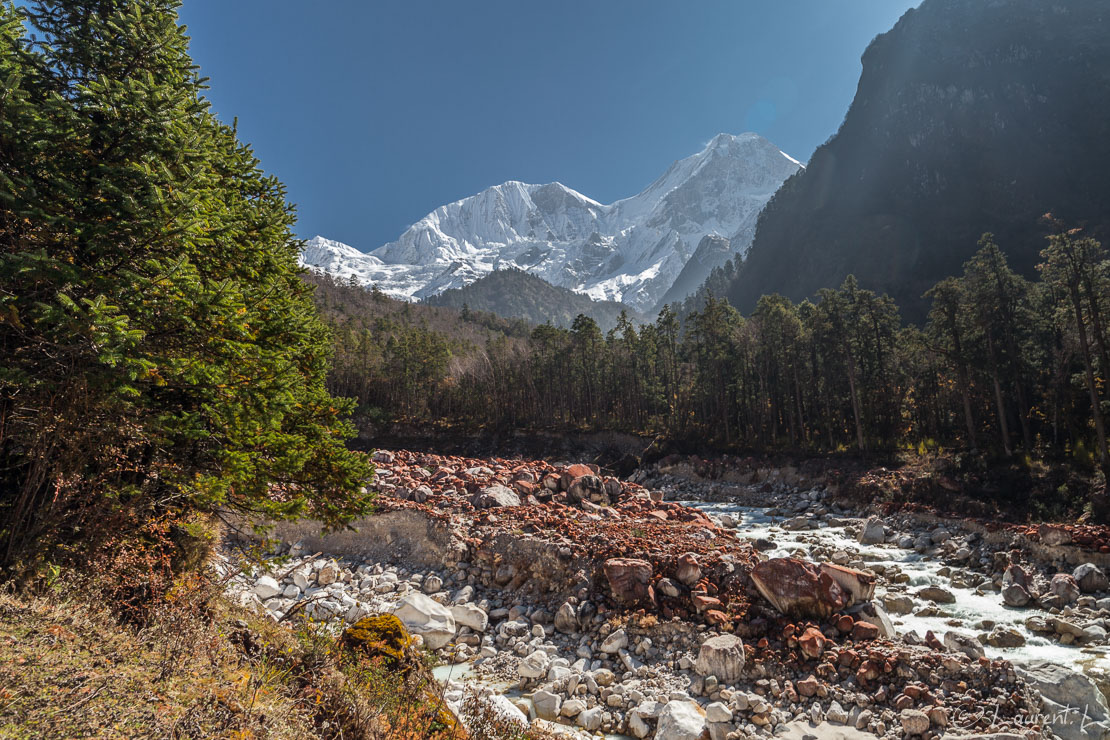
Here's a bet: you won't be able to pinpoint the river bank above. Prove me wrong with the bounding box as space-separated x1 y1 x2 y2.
224 450 1110 739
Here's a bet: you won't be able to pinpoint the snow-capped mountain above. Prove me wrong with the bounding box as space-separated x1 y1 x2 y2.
301 133 802 312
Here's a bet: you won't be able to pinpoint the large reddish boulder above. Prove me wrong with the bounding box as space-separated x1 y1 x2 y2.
604 558 654 605
561 464 594 490
750 558 846 618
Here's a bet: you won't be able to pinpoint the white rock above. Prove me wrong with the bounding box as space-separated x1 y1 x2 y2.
450 604 488 632
532 689 562 720
253 576 282 599
706 701 733 723
656 700 707 740
600 628 628 653
695 634 745 684
390 592 456 650
481 693 527 729
561 698 586 717
859 518 885 545
518 650 550 679
577 706 603 731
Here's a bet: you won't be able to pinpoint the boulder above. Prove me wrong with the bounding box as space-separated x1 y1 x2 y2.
563 463 593 481
827 701 850 724
1050 573 1081 604
694 634 745 684
317 560 340 586
554 601 579 633
751 558 846 618
705 701 732 723
390 592 456 650
900 709 930 736
1003 563 1033 589
859 518 886 545
943 631 985 659
341 614 412 667
481 693 528 729
881 593 915 614
604 558 654 605
472 484 521 509
986 626 1026 647
819 563 876 604
532 689 562 720
658 577 681 598
518 650 550 679
1041 524 1073 546
600 628 628 653
798 626 827 659
852 602 896 638
1016 661 1110 740
561 698 586 717
421 574 443 594
656 700 708 740
1002 582 1031 607
592 668 616 686
577 706 603 731
567 475 604 504
676 553 703 586
449 603 488 632
1074 563 1110 593
253 576 282 599
916 585 956 604
851 620 881 641
629 701 664 739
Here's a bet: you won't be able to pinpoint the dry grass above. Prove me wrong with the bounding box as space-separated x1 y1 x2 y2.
0 579 318 739
0 573 560 740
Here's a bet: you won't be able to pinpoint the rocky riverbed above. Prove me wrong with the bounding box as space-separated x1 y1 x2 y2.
220 451 1110 739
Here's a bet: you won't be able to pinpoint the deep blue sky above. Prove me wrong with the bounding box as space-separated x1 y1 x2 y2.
178 1 920 249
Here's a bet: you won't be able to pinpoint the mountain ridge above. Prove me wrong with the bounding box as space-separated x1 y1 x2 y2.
300 133 801 313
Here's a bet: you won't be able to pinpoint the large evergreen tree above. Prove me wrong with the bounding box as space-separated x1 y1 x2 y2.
0 0 370 568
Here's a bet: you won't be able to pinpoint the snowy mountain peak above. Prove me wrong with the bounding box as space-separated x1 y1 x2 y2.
301 134 802 312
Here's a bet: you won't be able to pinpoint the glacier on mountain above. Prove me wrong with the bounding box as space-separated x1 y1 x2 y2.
300 133 802 313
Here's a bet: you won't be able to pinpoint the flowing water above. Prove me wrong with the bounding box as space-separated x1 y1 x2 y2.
685 500 1110 680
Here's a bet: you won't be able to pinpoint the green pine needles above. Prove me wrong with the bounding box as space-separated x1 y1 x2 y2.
0 1 372 570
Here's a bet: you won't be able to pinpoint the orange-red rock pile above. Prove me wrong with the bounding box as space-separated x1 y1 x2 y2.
367 449 759 621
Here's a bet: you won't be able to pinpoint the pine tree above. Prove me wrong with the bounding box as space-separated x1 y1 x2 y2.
1039 221 1110 490
0 0 371 569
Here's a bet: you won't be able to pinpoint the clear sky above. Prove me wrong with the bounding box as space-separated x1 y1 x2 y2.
177 1 920 250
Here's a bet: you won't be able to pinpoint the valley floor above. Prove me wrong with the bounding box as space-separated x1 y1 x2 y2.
7 449 1110 740
221 450 1110 739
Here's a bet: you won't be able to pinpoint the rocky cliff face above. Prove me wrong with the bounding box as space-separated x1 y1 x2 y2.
726 0 1110 321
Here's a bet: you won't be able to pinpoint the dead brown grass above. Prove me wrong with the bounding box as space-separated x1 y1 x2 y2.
0 572 559 740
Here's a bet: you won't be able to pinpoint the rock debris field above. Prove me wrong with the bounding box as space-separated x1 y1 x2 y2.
221 451 1110 740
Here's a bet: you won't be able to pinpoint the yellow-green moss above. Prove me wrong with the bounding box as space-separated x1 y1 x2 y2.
341 614 413 667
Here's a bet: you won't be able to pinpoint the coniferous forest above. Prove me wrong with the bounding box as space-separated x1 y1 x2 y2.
318 226 1110 491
